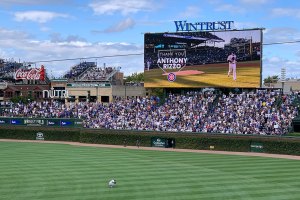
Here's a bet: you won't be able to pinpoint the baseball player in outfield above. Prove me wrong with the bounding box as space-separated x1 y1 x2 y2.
227 52 237 81
108 179 117 188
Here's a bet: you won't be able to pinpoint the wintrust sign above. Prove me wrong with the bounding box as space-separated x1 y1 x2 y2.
174 20 234 32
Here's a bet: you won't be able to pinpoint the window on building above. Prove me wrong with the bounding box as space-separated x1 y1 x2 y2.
15 91 21 96
101 96 109 103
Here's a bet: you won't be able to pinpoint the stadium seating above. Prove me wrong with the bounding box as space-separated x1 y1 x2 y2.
1 90 298 135
78 66 118 82
63 62 96 80
0 61 22 82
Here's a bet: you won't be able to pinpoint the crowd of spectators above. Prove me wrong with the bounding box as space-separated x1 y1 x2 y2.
187 46 227 65
0 61 22 81
212 90 297 135
1 90 298 135
63 62 96 79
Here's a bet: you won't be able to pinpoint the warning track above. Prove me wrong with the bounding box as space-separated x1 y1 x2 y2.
1 139 300 160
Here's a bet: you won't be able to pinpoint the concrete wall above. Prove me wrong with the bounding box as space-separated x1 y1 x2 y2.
264 80 300 94
66 86 113 103
112 85 146 98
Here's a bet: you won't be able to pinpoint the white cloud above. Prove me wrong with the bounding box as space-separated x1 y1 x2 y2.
178 6 201 19
89 0 155 15
207 0 221 4
268 56 281 63
264 27 300 43
0 27 143 76
40 26 51 32
263 56 300 79
0 27 29 39
0 49 9 58
49 33 87 43
102 18 135 33
215 4 245 14
0 0 71 6
233 21 261 29
271 8 300 19
14 11 69 23
240 0 270 4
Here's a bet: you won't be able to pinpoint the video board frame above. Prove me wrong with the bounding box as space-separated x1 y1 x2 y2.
144 28 263 88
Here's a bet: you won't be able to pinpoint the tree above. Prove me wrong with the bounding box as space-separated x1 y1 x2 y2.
125 72 144 82
10 95 33 104
264 75 279 87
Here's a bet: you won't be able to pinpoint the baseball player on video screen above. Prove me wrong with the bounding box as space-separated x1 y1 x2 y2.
227 52 237 81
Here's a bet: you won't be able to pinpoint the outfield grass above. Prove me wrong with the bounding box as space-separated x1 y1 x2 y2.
0 142 299 200
144 61 261 88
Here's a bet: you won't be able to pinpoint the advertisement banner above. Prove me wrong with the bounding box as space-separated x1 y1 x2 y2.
144 29 262 88
24 119 45 126
151 137 167 148
0 118 10 125
14 65 46 81
10 118 24 125
250 142 264 153
74 120 83 127
0 117 82 127
46 119 61 126
60 120 73 127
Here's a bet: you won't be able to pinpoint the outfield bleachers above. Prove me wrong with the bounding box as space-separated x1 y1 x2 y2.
1 90 298 135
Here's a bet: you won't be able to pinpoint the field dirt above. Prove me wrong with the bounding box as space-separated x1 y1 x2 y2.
1 139 300 160
144 61 261 88
162 70 205 76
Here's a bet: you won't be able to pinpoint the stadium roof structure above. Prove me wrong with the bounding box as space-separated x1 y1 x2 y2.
145 31 224 47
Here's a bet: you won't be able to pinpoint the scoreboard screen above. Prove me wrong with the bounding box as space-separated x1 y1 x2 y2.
144 29 262 88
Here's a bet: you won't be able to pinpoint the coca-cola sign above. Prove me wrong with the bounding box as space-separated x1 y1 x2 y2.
14 66 45 81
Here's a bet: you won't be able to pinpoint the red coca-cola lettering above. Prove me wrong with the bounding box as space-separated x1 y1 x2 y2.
40 65 45 81
15 68 44 80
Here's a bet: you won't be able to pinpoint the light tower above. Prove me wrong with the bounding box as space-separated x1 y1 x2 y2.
281 67 286 93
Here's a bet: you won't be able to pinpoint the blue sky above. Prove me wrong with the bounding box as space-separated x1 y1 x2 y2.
0 0 299 79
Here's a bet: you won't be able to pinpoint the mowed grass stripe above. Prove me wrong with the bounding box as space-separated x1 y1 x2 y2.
2 168 299 192
0 141 299 200
2 183 299 200
2 143 295 166
2 180 298 195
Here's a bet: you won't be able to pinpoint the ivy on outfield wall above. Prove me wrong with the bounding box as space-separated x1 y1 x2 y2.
0 126 80 142
0 127 299 156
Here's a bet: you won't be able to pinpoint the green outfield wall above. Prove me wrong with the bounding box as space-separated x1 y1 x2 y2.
0 126 300 156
